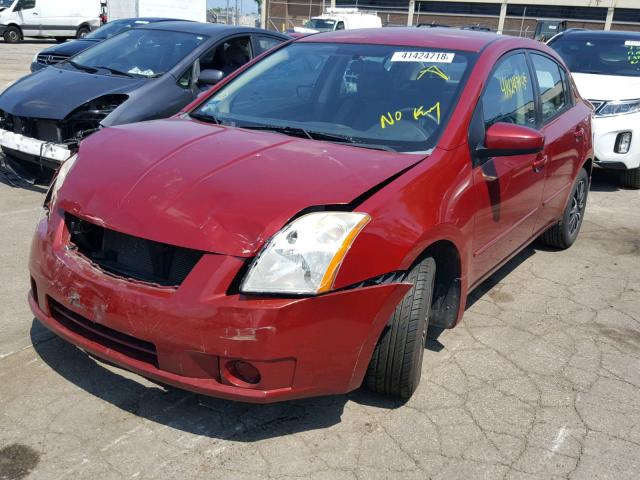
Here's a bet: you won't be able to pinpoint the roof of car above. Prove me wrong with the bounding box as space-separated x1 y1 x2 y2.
137 21 288 38
559 29 640 39
298 27 516 53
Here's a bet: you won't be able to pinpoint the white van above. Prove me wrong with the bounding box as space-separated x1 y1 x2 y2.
0 0 101 43
293 8 382 34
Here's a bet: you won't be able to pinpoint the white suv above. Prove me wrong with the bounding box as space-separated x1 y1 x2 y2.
549 29 640 189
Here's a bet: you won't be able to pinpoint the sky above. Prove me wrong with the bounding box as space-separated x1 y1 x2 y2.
207 0 258 14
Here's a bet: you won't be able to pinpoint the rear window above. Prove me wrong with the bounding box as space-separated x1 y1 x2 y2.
549 35 640 77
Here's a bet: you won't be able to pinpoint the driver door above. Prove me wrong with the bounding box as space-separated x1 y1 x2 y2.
14 0 40 37
470 52 546 284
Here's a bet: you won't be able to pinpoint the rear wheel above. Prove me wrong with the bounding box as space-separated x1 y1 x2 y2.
620 167 640 189
365 257 436 399
76 26 90 39
3 26 21 44
540 168 589 249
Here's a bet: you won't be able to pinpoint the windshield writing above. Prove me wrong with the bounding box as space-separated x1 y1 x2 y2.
194 43 473 153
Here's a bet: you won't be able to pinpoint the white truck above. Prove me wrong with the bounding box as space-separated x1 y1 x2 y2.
106 0 207 23
294 8 382 34
0 0 101 43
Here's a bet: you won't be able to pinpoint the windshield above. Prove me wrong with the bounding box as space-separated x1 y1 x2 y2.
303 19 337 31
0 0 13 8
549 35 640 77
69 29 207 78
193 43 473 153
85 19 151 40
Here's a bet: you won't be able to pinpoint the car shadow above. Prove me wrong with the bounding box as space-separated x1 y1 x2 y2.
589 168 633 192
30 319 405 441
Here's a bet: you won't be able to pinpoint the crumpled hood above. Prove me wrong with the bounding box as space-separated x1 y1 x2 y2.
572 72 640 101
58 118 424 257
0 66 145 119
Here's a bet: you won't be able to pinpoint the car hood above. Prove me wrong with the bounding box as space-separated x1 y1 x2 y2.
572 72 640 101
0 66 145 119
38 39 99 58
58 118 425 257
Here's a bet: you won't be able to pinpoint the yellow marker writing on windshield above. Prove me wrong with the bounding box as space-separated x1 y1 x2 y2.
380 111 403 129
417 66 449 81
413 102 441 124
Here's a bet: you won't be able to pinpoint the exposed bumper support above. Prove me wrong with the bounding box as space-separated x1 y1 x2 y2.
0 127 73 165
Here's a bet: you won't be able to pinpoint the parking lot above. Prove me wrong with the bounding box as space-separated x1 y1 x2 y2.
1 40 640 480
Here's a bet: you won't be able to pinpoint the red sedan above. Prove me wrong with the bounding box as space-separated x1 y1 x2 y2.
29 28 593 402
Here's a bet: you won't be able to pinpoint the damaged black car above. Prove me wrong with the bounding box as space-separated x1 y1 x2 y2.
0 21 288 181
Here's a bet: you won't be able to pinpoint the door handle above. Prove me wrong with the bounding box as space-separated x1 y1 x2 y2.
574 127 585 140
533 154 548 173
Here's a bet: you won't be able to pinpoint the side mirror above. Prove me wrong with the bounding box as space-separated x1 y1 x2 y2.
477 122 544 158
197 69 224 86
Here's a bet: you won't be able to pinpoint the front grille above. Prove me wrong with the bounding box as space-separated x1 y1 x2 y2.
37 54 69 65
48 297 158 367
65 213 204 287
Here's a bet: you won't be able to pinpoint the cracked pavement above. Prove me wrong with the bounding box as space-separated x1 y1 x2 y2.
1 43 640 480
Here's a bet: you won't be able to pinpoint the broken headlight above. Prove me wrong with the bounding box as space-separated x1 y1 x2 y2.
47 154 78 209
240 212 370 295
61 95 128 142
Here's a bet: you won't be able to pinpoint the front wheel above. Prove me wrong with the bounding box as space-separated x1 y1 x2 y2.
76 26 90 39
620 166 640 189
3 26 21 44
539 168 589 249
365 257 436 399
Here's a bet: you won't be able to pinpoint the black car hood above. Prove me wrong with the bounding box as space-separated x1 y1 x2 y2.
0 67 147 119
38 39 99 58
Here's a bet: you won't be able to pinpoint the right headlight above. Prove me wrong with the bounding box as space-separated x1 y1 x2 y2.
46 154 78 210
240 211 370 295
596 99 640 117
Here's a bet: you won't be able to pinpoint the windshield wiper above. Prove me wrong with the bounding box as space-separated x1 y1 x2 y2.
241 124 396 151
95 66 136 78
241 124 313 140
67 61 97 73
190 111 221 124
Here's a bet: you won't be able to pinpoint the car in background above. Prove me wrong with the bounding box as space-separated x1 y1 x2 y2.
549 29 640 188
31 18 183 72
0 22 288 178
29 28 593 403
0 0 101 44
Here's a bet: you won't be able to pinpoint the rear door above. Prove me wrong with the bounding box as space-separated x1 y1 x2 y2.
528 52 587 231
470 51 546 283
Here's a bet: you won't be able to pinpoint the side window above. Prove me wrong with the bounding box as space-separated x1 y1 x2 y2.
16 0 36 10
531 54 568 123
179 36 253 90
255 35 284 55
482 53 536 129
336 21 345 31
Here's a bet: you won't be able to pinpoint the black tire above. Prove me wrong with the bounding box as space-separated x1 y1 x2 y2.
620 167 640 189
540 168 589 250
365 257 436 398
76 26 90 39
3 26 21 44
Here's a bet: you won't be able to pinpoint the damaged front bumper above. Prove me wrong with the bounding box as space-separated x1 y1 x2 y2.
29 209 411 403
0 127 73 167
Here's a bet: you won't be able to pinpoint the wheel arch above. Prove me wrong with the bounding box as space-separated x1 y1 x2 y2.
410 239 464 329
5 23 23 39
